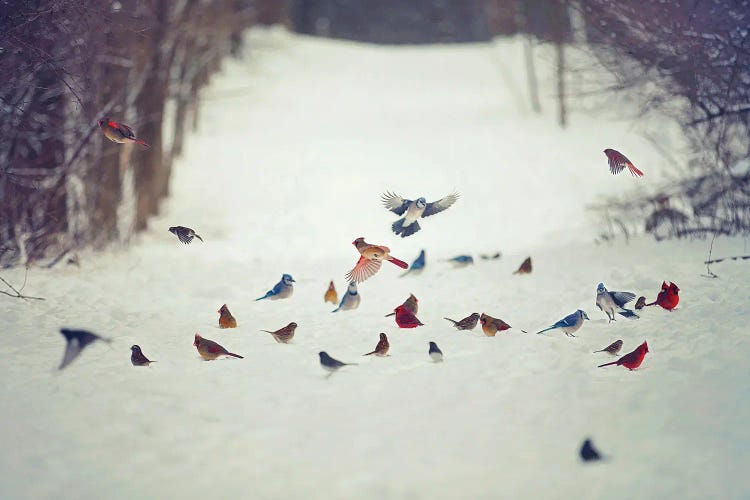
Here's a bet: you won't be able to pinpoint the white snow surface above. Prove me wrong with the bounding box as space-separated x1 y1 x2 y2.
1 30 749 499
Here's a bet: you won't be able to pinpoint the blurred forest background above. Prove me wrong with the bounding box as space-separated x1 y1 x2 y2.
1 0 748 267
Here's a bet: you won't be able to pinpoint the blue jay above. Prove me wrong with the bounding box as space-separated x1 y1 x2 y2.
596 283 638 321
536 310 589 337
255 274 295 301
428 341 443 362
332 281 360 312
381 191 460 237
401 249 426 277
447 255 474 267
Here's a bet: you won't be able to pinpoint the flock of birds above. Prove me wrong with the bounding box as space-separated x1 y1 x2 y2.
48 118 678 461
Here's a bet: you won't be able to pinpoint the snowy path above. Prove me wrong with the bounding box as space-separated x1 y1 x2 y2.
1 30 748 499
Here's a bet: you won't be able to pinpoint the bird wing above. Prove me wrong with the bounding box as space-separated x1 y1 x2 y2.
381 191 411 216
610 291 636 307
345 256 382 283
111 121 136 140
557 312 578 327
423 192 460 217
271 280 285 295
177 230 193 244
607 150 640 176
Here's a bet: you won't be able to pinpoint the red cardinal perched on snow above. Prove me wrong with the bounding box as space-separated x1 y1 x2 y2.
345 237 408 283
598 341 649 370
393 305 423 328
604 148 643 177
98 117 150 149
646 281 680 310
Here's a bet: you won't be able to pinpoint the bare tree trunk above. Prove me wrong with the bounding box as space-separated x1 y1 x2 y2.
524 35 541 113
556 39 566 127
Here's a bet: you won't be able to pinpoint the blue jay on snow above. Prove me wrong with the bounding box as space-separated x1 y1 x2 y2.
536 310 589 337
447 255 474 267
381 191 460 237
255 274 295 301
596 283 638 321
401 249 426 277
332 281 360 312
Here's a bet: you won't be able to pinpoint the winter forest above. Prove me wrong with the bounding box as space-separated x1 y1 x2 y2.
1 1 749 499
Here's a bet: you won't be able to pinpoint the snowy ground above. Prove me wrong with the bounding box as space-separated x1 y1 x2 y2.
1 29 748 499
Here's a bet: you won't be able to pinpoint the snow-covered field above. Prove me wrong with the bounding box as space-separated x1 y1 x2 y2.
1 29 748 499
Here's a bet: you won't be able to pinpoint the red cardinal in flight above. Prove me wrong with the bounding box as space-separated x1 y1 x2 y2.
645 281 679 310
98 117 150 149
345 237 408 283
598 341 649 370
393 305 423 328
604 148 643 177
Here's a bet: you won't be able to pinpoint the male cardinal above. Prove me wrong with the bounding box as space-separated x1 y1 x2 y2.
604 148 644 177
393 305 423 328
193 333 243 360
363 333 389 356
98 117 150 148
645 281 679 310
444 312 480 330
598 341 649 370
385 293 418 317
260 322 297 344
345 237 408 283
218 304 237 328
480 313 511 336
513 256 532 275
130 345 155 366
381 191 460 238
324 280 338 304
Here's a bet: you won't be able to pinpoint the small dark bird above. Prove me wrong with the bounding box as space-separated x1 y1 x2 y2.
218 304 237 329
194 333 243 360
260 322 297 344
58 328 111 370
363 333 389 356
580 438 604 462
428 341 443 362
513 257 532 275
480 252 502 260
169 226 203 244
593 340 623 355
319 351 357 377
130 345 155 366
98 117 150 148
444 313 480 331
634 296 647 310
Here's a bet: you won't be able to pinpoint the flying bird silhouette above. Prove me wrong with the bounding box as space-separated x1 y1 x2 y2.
58 328 111 370
381 191 460 237
345 238 407 283
168 226 203 244
604 148 644 177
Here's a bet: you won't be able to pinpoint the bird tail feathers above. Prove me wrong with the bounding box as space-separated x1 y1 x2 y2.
443 317 458 326
598 360 617 368
227 352 244 359
388 257 409 269
536 326 555 334
134 138 151 149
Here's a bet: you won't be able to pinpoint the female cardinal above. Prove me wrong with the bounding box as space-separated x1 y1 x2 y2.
260 322 297 344
604 148 644 177
218 304 237 328
98 117 150 148
479 313 511 336
363 333 389 356
385 293 418 317
645 281 679 310
324 280 338 304
193 334 243 360
345 237 408 283
598 341 649 370
393 305 423 328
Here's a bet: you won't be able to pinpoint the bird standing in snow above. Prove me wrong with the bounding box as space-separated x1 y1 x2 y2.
593 340 623 355
428 342 443 362
536 310 589 337
401 249 426 277
260 322 297 344
645 281 679 310
324 281 338 304
513 257 532 275
446 255 474 267
363 333 389 357
598 341 649 370
596 283 638 321
480 313 511 336
444 312 480 330
256 274 295 301
381 191 460 237
319 351 356 378
218 304 237 328
345 238 408 283
58 328 111 370
168 226 203 244
385 293 418 317
130 345 155 366
98 117 150 148
393 305 424 328
580 438 604 462
332 281 360 312
193 333 243 360
604 148 644 177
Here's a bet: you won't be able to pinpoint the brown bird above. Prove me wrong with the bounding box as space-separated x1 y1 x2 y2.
98 117 150 148
260 322 297 344
635 296 647 310
345 237 408 283
218 304 237 329
130 345 155 366
593 340 623 355
385 293 418 317
513 257 532 275
480 313 511 336
324 280 338 304
363 333 390 356
444 312 480 330
193 333 243 360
